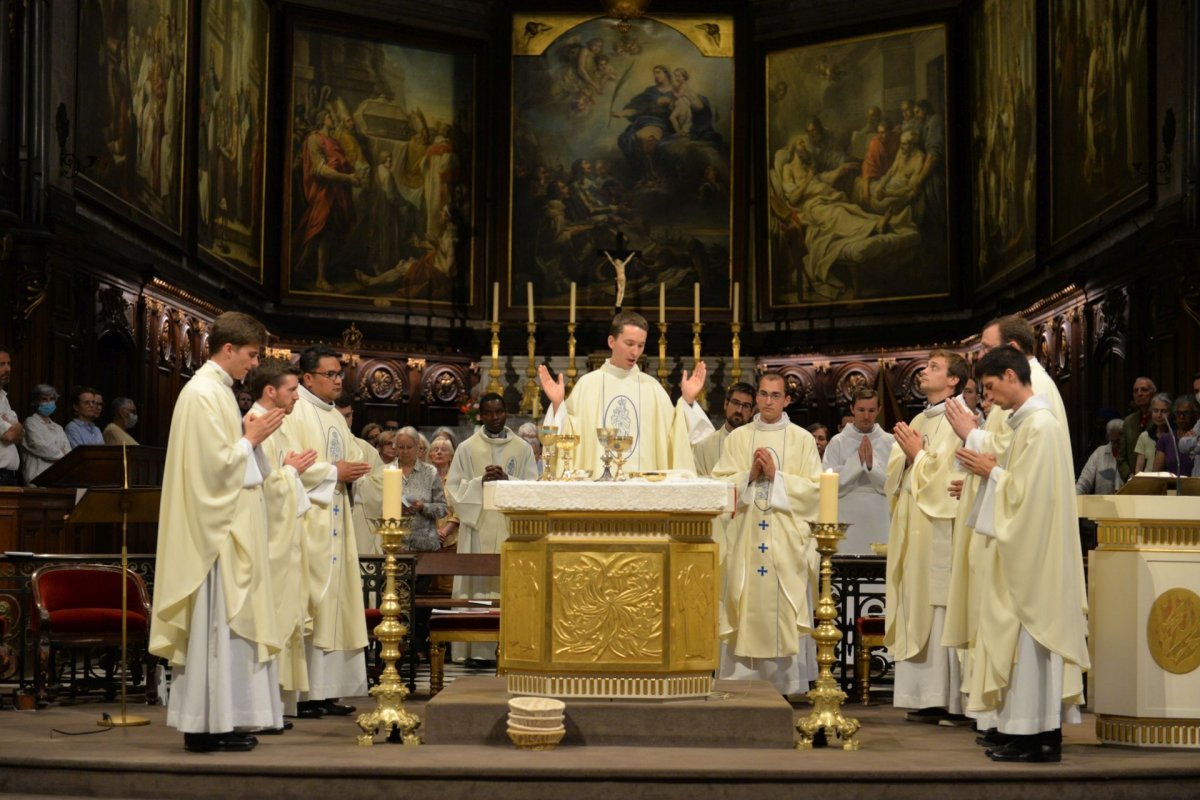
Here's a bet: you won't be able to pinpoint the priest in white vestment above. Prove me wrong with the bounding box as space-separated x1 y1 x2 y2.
821 387 894 554
445 393 538 661
280 347 372 717
955 346 1089 763
692 382 756 477
884 349 969 723
150 312 284 752
537 311 712 476
712 372 822 695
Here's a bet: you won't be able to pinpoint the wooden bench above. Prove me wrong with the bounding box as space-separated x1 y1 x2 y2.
413 552 501 696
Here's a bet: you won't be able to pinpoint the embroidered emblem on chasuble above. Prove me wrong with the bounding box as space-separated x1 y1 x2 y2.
604 394 639 453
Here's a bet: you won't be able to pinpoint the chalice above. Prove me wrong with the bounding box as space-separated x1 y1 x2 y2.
537 425 558 481
608 434 634 482
595 427 616 481
556 434 580 480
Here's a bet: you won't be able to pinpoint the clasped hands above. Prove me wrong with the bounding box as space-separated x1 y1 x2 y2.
857 434 873 468
747 447 777 482
482 464 508 482
892 422 923 463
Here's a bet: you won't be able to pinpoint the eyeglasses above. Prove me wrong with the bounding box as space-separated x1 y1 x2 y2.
309 370 344 380
726 399 753 410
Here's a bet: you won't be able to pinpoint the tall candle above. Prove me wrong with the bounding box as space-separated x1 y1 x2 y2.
693 283 700 324
733 281 740 324
492 281 499 324
527 282 535 324
659 282 666 323
569 282 576 324
382 464 404 520
819 468 839 524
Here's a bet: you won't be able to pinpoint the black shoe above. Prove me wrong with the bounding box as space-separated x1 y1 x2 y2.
184 732 258 753
295 701 326 719
976 728 1014 747
938 713 973 728
253 721 294 735
319 699 356 716
987 734 1062 763
904 707 947 724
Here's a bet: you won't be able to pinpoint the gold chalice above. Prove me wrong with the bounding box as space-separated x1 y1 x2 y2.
537 425 559 481
555 434 580 480
608 434 634 482
595 427 616 482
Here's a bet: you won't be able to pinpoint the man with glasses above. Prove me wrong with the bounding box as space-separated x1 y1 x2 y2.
693 381 755 477
280 347 371 719
822 387 895 555
712 372 823 696
65 385 105 448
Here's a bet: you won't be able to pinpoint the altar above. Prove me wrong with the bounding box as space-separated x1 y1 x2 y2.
489 479 730 699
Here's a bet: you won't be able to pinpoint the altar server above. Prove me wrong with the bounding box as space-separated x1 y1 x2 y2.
821 387 894 554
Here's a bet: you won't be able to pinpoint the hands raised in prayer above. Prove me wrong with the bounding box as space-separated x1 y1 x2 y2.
482 464 508 482
747 447 776 482
680 361 707 405
858 434 873 468
336 459 371 482
955 448 996 479
945 396 978 441
537 364 565 411
283 448 318 474
243 407 285 447
893 422 923 463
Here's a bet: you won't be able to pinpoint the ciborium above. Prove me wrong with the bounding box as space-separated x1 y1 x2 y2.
356 516 422 746
595 427 616 481
608 434 634 481
795 521 860 751
537 425 559 481
555 434 580 479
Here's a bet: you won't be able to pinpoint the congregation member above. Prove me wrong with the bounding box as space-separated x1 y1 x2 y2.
1117 376 1157 480
445 393 537 663
0 345 21 486
375 429 399 466
432 427 459 448
1152 395 1199 476
537 311 712 475
961 377 985 426
20 384 70 485
693 382 755 477
712 372 822 696
428 435 460 550
821 387 894 554
64 385 104 448
394 426 448 553
150 312 284 753
807 423 829 459
955 346 1089 763
1132 393 1172 474
282 347 371 719
1076 418 1125 495
884 349 969 724
416 431 430 463
361 422 383 447
516 421 544 474
103 397 139 445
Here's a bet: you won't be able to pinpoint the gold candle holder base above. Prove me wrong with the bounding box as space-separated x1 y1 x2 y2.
795 521 860 751
356 516 422 746
656 321 669 391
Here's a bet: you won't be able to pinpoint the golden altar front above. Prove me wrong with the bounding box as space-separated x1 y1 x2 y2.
490 479 730 699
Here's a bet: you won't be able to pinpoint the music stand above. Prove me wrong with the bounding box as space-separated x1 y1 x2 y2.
68 446 159 728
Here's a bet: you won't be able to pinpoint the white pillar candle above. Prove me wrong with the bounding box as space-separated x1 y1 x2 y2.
659 282 666 323
733 281 740 324
492 281 500 324
569 282 576 324
527 282 535 324
693 283 700 324
819 468 839 524
382 464 404 520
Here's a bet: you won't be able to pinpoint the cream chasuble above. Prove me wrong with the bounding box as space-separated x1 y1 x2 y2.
544 361 712 476
965 395 1089 716
352 438 385 556
883 401 962 661
822 424 895 554
693 425 732 477
713 416 821 662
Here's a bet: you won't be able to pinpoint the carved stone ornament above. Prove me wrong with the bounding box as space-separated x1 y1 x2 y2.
423 367 465 405
361 366 398 401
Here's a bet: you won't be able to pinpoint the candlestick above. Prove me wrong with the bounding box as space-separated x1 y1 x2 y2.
656 321 669 391
566 322 578 394
730 321 742 384
382 464 404 520
693 283 700 324
527 282 535 324
659 282 666 324
691 321 707 412
521 321 538 416
492 281 499 324
819 469 839 523
487 321 503 396
569 282 576 325
732 281 740 324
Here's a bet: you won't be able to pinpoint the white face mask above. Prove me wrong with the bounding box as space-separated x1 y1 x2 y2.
125 412 138 428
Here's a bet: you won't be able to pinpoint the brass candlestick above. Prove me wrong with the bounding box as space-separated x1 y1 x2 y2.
521 322 539 416
691 322 708 411
487 321 503 396
730 321 742 384
657 321 669 391
566 322 578 394
796 521 860 751
356 516 421 746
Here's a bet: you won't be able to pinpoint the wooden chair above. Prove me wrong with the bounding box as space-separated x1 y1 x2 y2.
854 615 886 704
415 552 501 696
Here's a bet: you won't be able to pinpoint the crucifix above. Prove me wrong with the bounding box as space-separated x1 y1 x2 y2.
598 232 641 312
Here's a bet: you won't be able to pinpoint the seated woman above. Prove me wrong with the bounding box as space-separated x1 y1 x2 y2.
20 385 70 485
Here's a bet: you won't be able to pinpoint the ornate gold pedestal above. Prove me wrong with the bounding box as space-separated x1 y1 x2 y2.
493 481 726 699
356 517 422 745
796 521 860 751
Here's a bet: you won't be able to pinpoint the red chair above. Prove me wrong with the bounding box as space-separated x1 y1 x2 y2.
30 564 155 705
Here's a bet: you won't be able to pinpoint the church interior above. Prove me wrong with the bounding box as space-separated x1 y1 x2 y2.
2 0 1199 797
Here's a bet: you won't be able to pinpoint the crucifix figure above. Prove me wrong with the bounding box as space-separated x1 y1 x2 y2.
598 232 641 312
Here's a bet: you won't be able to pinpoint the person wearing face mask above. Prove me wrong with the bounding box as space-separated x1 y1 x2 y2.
103 397 140 445
21 385 71 485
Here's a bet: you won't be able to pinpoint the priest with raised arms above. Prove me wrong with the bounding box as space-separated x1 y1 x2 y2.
150 311 285 753
712 372 822 696
954 346 1088 763
537 311 713 475
821 386 894 554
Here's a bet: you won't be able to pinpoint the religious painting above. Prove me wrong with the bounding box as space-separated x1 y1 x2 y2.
75 0 189 237
1049 0 1150 244
196 0 269 283
764 24 951 308
508 13 735 318
282 18 478 310
969 0 1036 291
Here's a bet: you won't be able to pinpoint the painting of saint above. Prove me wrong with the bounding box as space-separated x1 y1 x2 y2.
764 25 951 307
76 0 188 235
509 14 734 317
970 0 1036 289
1050 0 1149 243
282 21 476 309
197 0 268 282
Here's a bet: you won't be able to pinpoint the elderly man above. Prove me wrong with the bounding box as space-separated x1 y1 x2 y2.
1076 419 1124 495
1117 377 1157 481
103 397 140 445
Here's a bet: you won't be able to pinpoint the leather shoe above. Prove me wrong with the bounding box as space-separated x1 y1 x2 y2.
184 732 258 753
319 699 356 716
987 736 1061 763
976 728 1014 748
253 721 294 735
295 702 326 719
904 707 946 724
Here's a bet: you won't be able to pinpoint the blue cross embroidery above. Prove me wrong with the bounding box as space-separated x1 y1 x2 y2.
332 506 340 516
757 566 768 576
758 520 769 530
758 543 769 553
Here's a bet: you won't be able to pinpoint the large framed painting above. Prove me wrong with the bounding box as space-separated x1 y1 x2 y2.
970 0 1036 291
282 16 480 311
1049 0 1150 245
196 0 269 284
763 24 952 309
75 0 189 238
508 13 735 319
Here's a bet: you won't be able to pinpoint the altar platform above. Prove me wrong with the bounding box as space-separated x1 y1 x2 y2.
3 692 1198 800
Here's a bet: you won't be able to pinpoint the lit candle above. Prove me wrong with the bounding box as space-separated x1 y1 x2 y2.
382 463 404 520
569 282 576 324
819 468 839 524
492 281 499 324
733 281 740 324
527 282 535 324
659 282 666 323
693 283 700 324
